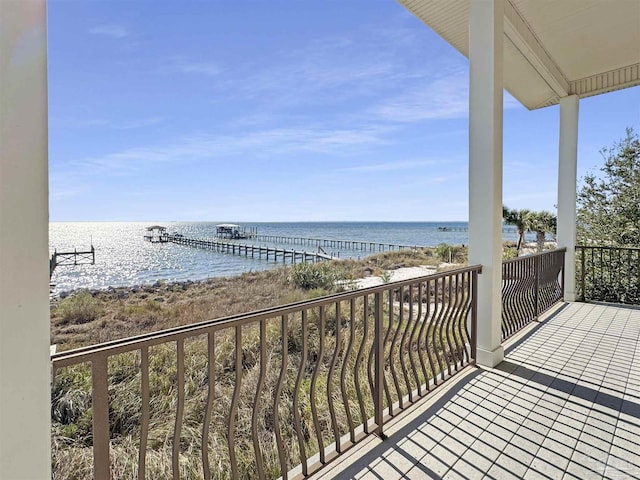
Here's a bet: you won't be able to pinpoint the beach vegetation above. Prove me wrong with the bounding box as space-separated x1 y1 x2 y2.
361 248 434 269
287 261 348 290
575 129 640 304
434 243 465 263
53 291 104 326
379 270 392 283
577 128 640 246
502 244 519 260
51 249 462 351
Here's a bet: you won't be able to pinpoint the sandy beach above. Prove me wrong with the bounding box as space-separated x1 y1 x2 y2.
354 265 439 288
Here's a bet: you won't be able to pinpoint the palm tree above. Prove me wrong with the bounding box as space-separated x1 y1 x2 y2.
525 211 557 252
503 206 531 253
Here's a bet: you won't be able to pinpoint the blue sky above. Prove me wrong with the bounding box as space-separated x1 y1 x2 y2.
48 1 640 222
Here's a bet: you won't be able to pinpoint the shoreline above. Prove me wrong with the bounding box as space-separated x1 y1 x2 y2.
51 239 555 299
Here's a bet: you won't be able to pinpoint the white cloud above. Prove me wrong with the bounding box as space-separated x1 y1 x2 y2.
339 159 436 173
216 25 429 111
165 60 221 76
372 73 469 122
52 116 164 130
371 72 523 124
229 58 395 107
67 124 390 176
116 116 165 129
50 188 84 199
52 118 110 128
89 24 129 39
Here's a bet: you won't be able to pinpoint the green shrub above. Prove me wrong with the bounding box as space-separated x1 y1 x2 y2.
434 243 464 262
54 292 104 325
287 262 346 290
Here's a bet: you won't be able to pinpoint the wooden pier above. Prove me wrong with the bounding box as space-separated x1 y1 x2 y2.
50 246 95 278
251 234 425 252
162 234 333 264
437 226 518 233
143 226 435 264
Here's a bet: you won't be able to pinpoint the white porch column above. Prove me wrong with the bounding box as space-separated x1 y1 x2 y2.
0 1 51 478
468 0 505 367
557 95 579 302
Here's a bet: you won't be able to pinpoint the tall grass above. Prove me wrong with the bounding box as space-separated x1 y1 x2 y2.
53 303 378 479
54 291 104 325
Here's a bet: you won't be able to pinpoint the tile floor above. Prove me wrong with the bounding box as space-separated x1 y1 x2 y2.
311 302 640 480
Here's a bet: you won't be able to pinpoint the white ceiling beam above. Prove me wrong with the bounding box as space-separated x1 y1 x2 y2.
503 0 569 98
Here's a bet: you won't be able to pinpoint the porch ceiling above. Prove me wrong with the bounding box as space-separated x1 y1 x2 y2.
398 0 640 109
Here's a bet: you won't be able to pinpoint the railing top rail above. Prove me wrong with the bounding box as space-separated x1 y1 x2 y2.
576 245 640 252
502 247 567 265
52 264 482 367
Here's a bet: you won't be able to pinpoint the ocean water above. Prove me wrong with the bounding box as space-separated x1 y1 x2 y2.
49 221 526 294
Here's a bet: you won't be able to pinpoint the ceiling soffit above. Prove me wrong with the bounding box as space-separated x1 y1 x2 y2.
398 0 640 110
